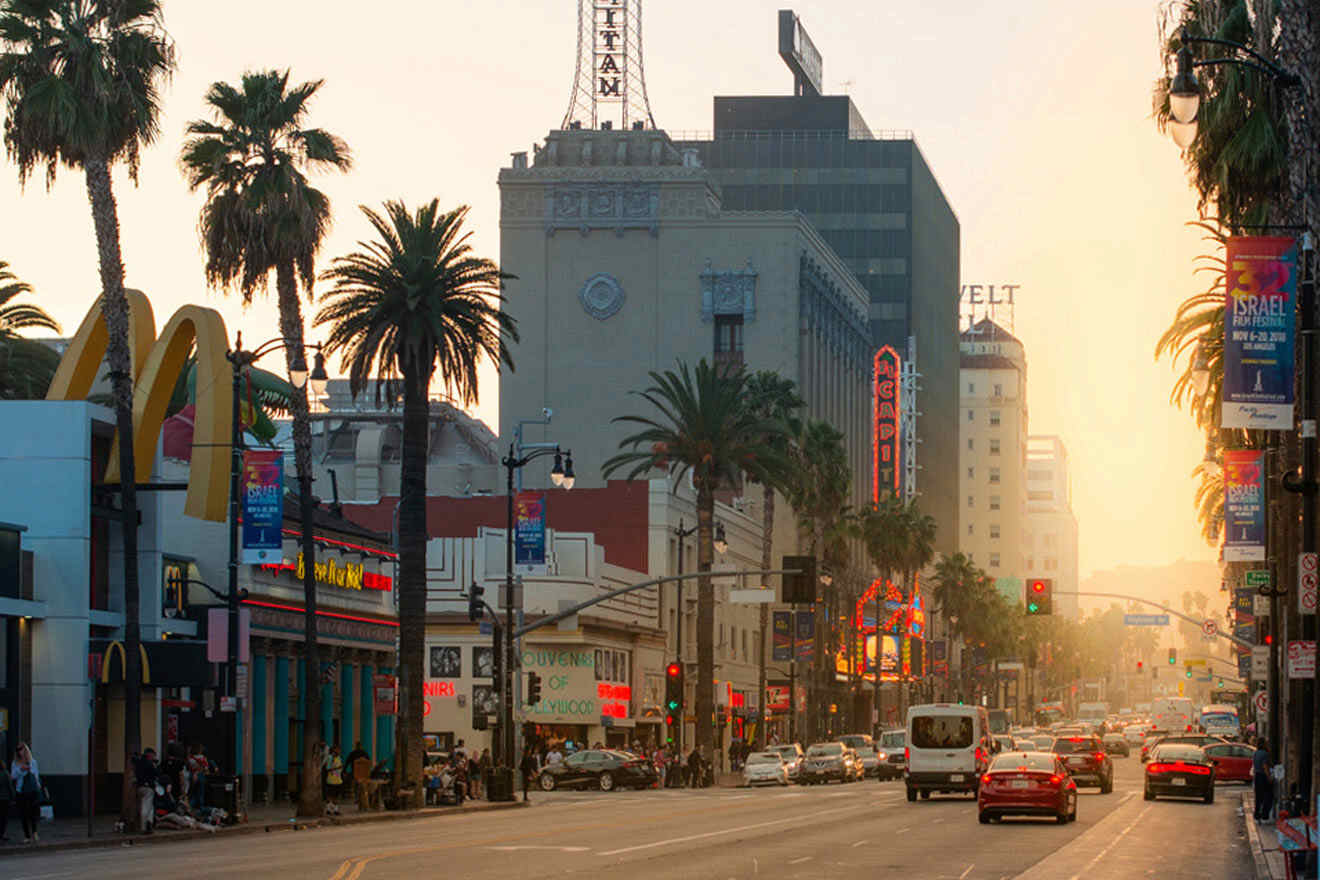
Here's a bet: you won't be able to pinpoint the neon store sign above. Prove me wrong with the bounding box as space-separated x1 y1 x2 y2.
597 682 631 719
873 346 901 501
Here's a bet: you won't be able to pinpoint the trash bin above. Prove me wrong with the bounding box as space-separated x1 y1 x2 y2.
485 767 515 802
207 775 240 815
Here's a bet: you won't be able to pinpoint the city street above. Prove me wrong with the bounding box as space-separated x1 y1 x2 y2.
1 758 1253 879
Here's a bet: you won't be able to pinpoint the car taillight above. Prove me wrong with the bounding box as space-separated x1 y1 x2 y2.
1049 774 1062 785
1147 762 1172 774
1178 762 1211 775
1093 753 1106 763
982 773 993 785
904 748 909 763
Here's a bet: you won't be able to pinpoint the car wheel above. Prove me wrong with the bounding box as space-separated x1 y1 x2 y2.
907 786 917 802
978 811 992 825
1100 776 1113 794
1143 786 1155 801
598 772 615 792
920 790 931 800
540 774 556 792
1204 788 1215 805
1057 811 1069 825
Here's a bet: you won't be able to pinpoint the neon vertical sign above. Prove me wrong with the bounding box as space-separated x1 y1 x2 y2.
873 345 901 501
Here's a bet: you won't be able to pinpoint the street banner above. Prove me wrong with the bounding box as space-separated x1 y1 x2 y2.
772 611 791 661
514 491 547 568
1235 587 1256 621
1224 449 1266 561
1238 649 1251 680
240 450 283 563
373 673 397 715
795 610 814 662
1222 236 1298 429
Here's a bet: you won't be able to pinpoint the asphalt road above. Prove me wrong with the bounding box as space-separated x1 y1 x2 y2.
2 757 1254 879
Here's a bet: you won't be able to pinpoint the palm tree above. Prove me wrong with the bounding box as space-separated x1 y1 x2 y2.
604 360 791 768
0 259 60 398
316 199 516 804
0 0 174 823
181 69 350 817
743 370 802 742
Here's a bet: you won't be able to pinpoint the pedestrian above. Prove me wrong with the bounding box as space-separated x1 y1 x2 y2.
546 743 563 768
131 747 160 833
687 748 703 789
519 745 539 802
453 739 467 763
1253 738 1274 821
467 749 481 799
324 745 345 814
478 748 491 795
186 744 210 810
0 751 14 843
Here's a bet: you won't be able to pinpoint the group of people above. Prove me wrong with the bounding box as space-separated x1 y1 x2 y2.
0 742 42 844
131 742 223 833
424 740 491 806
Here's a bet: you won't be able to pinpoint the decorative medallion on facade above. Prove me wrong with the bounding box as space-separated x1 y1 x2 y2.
547 184 659 236
579 273 626 320
699 260 757 323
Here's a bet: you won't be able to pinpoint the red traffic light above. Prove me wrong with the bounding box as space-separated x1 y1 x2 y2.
665 713 676 726
666 662 681 678
1030 580 1046 593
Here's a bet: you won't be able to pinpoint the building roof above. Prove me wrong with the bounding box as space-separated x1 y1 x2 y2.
283 494 393 548
960 354 1020 371
960 318 1021 345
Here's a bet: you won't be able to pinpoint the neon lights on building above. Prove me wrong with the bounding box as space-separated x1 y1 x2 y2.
873 346 901 501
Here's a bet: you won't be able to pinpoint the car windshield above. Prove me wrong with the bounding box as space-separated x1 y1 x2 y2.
1201 713 1238 727
807 744 842 756
747 753 782 765
1152 745 1204 762
911 715 974 749
1052 737 1101 754
880 732 905 749
989 753 1055 772
773 747 800 760
1032 737 1054 749
839 736 872 750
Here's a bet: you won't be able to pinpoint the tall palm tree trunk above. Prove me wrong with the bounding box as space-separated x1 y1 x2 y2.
276 264 323 818
758 484 773 746
394 361 429 806
85 156 142 825
695 487 716 775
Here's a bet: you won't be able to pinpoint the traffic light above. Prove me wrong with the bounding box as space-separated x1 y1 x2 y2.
468 583 484 622
664 661 683 740
1136 660 1144 673
1026 579 1053 615
1168 648 1177 665
1217 678 1225 689
1185 664 1193 679
783 555 818 604
526 671 542 706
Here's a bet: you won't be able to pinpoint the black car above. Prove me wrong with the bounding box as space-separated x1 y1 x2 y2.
1144 744 1215 803
1101 733 1129 757
538 749 658 792
1051 736 1114 793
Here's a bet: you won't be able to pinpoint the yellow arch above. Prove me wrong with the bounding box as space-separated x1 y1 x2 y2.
46 289 156 401
48 294 234 523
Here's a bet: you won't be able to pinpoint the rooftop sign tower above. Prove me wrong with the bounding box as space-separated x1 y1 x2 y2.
562 0 656 131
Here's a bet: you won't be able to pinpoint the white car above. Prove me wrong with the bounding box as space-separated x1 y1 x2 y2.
742 751 790 786
1123 723 1149 746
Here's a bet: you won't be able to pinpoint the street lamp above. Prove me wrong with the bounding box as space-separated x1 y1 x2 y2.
714 522 728 555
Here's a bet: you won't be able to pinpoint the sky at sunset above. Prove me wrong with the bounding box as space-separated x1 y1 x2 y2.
0 0 1216 578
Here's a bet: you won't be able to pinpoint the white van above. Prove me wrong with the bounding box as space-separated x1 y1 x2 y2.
905 703 994 801
1150 697 1196 734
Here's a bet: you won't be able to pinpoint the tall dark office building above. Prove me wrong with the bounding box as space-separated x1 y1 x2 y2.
678 95 960 554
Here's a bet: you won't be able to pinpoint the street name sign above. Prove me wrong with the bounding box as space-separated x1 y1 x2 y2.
1124 614 1170 626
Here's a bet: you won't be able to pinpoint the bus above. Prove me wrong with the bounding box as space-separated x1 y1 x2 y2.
1150 697 1196 734
1198 703 1241 739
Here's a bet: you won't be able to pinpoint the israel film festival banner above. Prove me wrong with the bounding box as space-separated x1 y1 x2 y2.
240 449 283 563
1224 449 1266 562
514 491 547 568
1222 236 1298 430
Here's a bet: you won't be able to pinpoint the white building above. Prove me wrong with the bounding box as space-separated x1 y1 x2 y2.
1025 436 1081 618
958 319 1029 602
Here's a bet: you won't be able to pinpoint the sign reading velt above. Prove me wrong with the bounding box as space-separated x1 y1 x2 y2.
514 491 547 568
1224 449 1266 561
1222 236 1297 430
241 450 283 563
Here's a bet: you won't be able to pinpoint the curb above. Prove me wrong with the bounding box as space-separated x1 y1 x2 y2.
0 800 530 858
1242 791 1278 880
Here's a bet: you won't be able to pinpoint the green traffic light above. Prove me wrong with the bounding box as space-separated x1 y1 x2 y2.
1027 602 1039 613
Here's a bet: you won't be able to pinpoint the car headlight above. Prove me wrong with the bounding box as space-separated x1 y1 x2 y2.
877 752 888 761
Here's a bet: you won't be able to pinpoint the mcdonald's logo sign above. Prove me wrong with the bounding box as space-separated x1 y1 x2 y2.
99 640 152 685
46 290 233 522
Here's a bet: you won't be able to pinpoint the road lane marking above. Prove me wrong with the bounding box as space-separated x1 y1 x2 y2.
896 826 911 833
851 840 866 848
597 803 860 857
488 845 589 852
788 856 812 865
959 865 974 879
1065 803 1153 880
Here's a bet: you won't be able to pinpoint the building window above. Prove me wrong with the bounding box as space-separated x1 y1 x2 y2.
989 495 1001 511
967 467 974 479
968 495 975 509
967 409 974 422
990 438 1000 455
967 438 974 451
1044 534 1058 549
989 410 1001 427
967 523 974 536
993 383 1003 397
989 524 1000 539
968 382 975 393
989 553 1000 568
989 467 1000 484
714 315 744 371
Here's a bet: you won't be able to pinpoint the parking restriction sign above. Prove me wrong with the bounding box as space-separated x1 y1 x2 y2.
1300 553 1318 615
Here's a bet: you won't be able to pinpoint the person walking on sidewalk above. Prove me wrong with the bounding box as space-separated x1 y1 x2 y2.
519 745 539 802
1252 738 1274 820
11 742 41 844
0 752 14 842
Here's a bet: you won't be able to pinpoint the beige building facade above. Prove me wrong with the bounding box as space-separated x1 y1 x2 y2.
1025 435 1081 618
958 319 1029 601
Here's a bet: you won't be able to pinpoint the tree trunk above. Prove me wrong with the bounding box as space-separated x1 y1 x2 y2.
84 158 142 826
275 262 324 819
395 357 430 807
695 485 716 773
758 484 773 746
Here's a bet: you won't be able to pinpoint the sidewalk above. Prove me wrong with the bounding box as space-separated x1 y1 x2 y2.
1242 790 1299 880
0 796 529 857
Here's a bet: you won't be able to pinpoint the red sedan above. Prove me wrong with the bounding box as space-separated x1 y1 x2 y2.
978 752 1078 825
1202 742 1254 783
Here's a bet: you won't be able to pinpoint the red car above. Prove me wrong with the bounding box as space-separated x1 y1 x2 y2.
978 751 1078 825
1051 736 1114 793
1202 742 1254 783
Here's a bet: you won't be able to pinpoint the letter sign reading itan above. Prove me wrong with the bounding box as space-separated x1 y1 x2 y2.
595 0 624 100
873 346 901 501
1222 236 1297 430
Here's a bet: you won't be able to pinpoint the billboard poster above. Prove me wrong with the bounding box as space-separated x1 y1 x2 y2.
514 491 547 568
1222 236 1297 429
772 611 791 662
240 450 283 564
1224 449 1266 562
879 634 899 679
795 610 814 662
765 684 790 712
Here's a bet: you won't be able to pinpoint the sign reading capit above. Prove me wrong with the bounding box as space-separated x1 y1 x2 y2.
872 346 901 501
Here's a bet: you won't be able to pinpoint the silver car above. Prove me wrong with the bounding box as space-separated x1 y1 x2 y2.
770 743 805 781
742 751 790 787
839 734 880 778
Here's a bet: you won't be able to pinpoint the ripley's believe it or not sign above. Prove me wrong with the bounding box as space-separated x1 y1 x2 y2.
872 346 900 501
